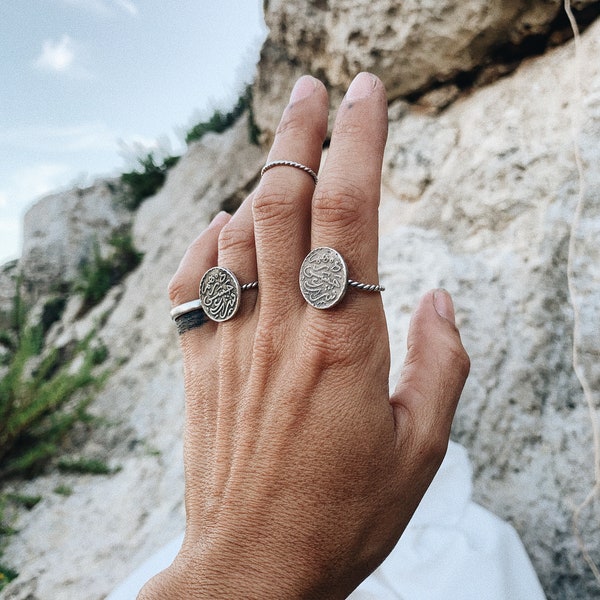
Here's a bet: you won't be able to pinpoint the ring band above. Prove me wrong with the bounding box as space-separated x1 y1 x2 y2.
170 299 203 321
299 247 384 309
175 309 209 335
261 160 318 185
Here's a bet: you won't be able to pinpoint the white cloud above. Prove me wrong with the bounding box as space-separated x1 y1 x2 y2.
34 35 75 73
0 192 7 208
58 0 138 17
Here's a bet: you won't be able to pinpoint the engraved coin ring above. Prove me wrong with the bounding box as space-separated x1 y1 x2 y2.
299 247 384 310
170 267 258 324
199 267 258 322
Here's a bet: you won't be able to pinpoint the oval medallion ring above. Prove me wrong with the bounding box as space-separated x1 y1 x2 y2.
299 247 384 310
199 266 258 322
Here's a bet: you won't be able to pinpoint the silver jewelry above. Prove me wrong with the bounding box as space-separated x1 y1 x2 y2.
175 309 209 334
299 247 384 309
261 160 318 185
170 299 203 321
199 266 258 322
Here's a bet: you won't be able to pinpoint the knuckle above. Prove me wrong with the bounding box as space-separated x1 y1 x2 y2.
332 118 365 140
446 338 471 381
313 180 365 230
167 274 188 306
217 222 254 257
252 188 296 226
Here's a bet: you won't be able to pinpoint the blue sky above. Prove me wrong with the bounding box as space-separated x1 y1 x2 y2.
0 0 266 264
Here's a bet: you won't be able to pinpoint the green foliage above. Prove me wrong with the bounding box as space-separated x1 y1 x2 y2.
0 322 105 479
75 231 143 314
5 493 41 510
57 458 116 475
53 484 73 496
120 153 180 211
0 563 18 591
185 84 259 146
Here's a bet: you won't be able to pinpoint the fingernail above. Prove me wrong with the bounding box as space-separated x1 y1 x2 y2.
345 72 377 103
289 76 317 104
433 289 455 325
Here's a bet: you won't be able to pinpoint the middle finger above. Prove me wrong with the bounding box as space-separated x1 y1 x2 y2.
252 75 329 314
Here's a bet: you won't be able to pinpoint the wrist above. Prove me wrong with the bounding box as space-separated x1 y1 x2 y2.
137 538 354 600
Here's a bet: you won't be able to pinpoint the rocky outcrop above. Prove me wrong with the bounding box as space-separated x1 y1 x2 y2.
254 0 600 141
2 2 600 599
18 180 130 299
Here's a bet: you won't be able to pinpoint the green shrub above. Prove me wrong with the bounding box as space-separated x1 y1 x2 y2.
53 484 73 496
57 458 115 475
120 153 179 211
0 326 105 479
185 84 260 146
0 563 18 591
75 231 143 314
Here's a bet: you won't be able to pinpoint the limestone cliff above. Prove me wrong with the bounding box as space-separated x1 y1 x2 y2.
2 1 600 599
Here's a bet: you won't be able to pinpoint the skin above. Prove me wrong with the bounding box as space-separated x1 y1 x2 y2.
138 73 470 599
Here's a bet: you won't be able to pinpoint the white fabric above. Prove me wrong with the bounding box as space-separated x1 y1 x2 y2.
108 442 546 599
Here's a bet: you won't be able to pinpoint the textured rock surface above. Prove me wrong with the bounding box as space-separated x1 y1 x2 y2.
378 22 600 597
18 180 130 299
3 3 600 600
254 0 600 141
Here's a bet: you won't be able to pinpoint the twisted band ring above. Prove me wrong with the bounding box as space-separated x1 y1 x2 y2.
261 160 318 185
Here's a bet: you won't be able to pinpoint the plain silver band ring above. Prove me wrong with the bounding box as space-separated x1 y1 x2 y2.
170 299 203 321
261 160 318 185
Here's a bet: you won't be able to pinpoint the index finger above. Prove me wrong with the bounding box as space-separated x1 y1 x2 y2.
311 73 388 288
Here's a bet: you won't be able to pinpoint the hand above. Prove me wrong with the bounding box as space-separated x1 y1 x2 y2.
139 73 470 599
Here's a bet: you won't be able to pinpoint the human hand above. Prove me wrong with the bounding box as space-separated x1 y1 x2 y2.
140 72 470 599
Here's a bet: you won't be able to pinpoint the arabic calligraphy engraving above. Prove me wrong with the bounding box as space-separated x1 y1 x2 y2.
299 247 348 309
200 267 241 322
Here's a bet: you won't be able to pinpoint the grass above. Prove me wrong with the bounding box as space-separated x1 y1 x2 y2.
115 85 260 216
57 458 116 475
0 497 16 591
0 320 109 480
120 153 180 211
74 230 143 315
0 492 40 591
185 84 259 146
0 306 111 587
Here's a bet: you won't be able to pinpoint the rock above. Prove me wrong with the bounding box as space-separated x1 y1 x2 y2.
0 260 18 326
377 20 600 598
18 180 131 300
254 0 599 141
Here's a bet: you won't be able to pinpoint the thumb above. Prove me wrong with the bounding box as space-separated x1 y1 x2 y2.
391 289 470 458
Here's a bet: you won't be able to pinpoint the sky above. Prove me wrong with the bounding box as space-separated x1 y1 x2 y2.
0 0 267 264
